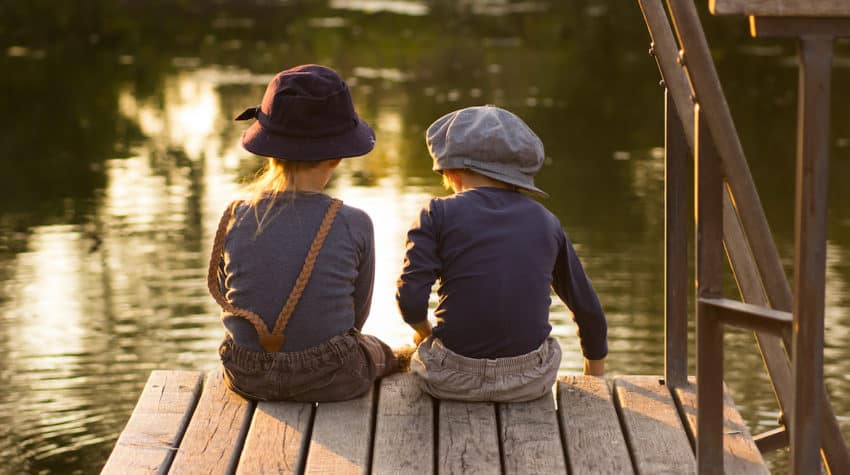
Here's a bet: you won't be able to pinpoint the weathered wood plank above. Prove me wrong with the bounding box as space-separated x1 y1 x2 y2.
304 386 375 474
438 400 500 474
372 374 434 474
710 0 850 17
169 371 254 475
557 376 633 474
236 400 314 474
613 375 696 474
499 392 566 474
674 379 769 475
101 370 203 475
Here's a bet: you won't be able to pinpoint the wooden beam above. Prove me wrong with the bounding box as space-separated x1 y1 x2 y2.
101 370 202 475
699 297 792 336
371 374 434 474
750 17 850 38
710 0 850 17
665 0 794 313
236 401 314 474
695 103 725 474
169 371 254 475
305 387 375 474
438 401 501 474
638 0 696 149
663 1 850 470
754 427 789 453
674 379 769 474
613 376 695 474
557 376 633 474
790 35 833 475
665 88 690 388
498 392 566 474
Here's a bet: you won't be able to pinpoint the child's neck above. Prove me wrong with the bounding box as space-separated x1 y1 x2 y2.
286 161 338 193
453 173 515 193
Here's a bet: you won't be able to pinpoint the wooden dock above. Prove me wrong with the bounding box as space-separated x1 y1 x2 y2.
101 370 768 474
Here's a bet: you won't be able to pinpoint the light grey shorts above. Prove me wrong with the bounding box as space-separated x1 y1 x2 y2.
410 336 562 402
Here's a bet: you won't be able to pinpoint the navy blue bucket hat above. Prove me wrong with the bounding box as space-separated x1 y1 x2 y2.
235 64 375 161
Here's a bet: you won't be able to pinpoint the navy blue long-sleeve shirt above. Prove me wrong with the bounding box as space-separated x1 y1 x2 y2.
396 187 608 359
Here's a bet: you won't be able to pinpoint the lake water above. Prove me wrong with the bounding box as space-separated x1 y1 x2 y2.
0 1 848 473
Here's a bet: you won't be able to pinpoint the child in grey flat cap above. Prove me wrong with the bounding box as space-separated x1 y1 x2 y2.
395 105 608 402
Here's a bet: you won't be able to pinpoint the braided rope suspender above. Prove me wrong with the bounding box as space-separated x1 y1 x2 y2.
207 199 344 352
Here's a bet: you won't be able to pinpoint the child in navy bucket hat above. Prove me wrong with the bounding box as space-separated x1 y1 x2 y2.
396 106 608 402
207 65 398 402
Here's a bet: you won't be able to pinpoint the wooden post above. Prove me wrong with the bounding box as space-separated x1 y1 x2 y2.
694 104 724 475
791 35 833 475
665 88 689 388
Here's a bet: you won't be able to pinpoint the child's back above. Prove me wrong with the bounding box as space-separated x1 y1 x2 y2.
222 193 374 352
397 105 608 402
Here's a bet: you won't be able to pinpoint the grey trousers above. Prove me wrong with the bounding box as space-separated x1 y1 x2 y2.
410 336 561 402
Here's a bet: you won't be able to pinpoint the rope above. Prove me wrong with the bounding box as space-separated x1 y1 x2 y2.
206 198 343 352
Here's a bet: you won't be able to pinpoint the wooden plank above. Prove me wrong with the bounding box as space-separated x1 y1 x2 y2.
236 400 314 474
438 400 500 474
499 392 566 474
674 379 769 474
304 386 375 474
557 376 633 474
613 376 695 474
101 370 203 475
710 0 850 17
169 371 254 475
372 374 433 474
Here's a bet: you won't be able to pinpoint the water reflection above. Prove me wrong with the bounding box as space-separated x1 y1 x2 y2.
0 1 848 473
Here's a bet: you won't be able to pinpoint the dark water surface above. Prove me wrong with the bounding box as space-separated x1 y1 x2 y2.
1 1 849 473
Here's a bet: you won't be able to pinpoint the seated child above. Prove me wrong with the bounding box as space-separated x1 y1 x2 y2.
207 64 397 402
396 105 607 402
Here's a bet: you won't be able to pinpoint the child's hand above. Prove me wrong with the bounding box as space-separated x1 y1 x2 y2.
583 357 605 376
410 320 433 346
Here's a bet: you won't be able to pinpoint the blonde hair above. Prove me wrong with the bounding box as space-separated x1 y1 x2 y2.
242 158 323 234
441 169 464 191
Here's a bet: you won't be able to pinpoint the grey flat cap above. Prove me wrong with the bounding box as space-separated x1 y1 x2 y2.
426 105 547 197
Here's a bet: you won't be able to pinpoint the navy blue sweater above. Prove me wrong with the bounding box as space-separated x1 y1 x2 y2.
396 187 608 359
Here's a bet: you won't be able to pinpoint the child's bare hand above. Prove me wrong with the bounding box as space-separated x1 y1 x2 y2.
583 357 605 376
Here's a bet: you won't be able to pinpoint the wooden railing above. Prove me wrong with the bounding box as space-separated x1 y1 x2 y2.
637 1 850 473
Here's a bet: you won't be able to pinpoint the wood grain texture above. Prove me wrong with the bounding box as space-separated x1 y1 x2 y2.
557 376 633 474
101 370 203 475
236 400 314 475
304 386 375 474
169 371 254 475
371 374 434 474
498 392 566 474
438 400 500 475
710 0 850 17
613 375 696 474
674 379 769 475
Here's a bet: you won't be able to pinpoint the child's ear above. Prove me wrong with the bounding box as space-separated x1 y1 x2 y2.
327 159 343 169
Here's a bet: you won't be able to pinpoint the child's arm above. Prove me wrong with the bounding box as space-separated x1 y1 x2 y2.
396 202 441 340
552 231 608 374
352 212 375 330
